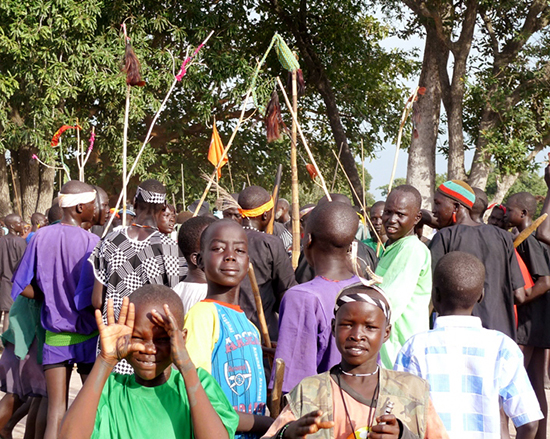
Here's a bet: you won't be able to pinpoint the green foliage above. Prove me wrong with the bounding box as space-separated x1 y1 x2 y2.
0 0 415 208
485 170 547 214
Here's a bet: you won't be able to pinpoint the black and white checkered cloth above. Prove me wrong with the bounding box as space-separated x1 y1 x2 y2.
89 227 187 374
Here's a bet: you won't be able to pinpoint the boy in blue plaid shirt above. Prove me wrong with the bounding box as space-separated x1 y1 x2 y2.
395 251 542 439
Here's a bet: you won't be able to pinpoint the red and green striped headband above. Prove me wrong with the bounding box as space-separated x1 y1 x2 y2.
437 180 476 209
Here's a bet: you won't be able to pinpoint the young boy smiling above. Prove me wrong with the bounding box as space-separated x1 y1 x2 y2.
184 219 272 438
262 282 447 439
59 286 238 439
374 185 431 368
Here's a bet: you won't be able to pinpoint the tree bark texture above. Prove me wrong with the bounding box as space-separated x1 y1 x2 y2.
36 165 56 215
16 146 40 222
406 27 441 210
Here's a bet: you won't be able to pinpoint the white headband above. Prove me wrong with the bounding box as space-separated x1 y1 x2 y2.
135 186 166 204
58 190 97 208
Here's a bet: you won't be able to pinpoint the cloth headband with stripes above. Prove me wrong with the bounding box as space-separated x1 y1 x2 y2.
334 283 391 323
135 186 166 204
239 197 274 218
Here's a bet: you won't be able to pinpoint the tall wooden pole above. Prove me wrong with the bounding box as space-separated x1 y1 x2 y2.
181 163 185 210
122 85 130 226
290 70 300 269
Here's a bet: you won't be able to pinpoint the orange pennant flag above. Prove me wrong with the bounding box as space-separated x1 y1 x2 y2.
208 122 228 179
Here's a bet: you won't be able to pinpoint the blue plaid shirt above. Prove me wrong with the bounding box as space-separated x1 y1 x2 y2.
394 315 542 438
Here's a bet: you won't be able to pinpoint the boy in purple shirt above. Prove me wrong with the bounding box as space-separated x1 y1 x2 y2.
270 201 361 393
11 180 99 439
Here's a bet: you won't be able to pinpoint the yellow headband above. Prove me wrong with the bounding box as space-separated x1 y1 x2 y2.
239 197 274 218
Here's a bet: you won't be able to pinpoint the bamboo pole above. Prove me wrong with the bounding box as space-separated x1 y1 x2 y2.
388 86 419 194
122 85 130 226
275 77 331 202
193 85 255 216
181 163 185 210
248 263 272 349
290 70 300 269
331 143 343 192
102 31 215 237
270 358 285 418
9 164 22 217
332 149 385 251
361 139 365 210
514 214 548 248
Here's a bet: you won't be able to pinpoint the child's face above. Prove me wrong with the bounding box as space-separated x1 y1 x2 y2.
333 301 390 370
382 192 420 243
126 304 174 386
157 208 176 234
369 204 385 237
202 222 249 287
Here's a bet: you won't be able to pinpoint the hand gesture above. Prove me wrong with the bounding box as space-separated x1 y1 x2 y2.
151 304 193 373
368 415 400 439
96 297 145 366
283 411 334 438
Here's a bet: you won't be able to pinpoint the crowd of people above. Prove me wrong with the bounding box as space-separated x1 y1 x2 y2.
0 170 548 439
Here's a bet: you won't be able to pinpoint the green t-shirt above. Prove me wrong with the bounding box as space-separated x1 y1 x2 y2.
374 235 432 369
92 368 239 439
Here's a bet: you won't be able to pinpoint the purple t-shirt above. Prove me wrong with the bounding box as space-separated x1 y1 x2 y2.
270 275 360 393
11 223 99 335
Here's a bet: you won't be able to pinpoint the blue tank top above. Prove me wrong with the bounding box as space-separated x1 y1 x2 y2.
209 302 266 439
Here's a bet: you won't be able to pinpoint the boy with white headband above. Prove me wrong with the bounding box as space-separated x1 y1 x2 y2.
11 180 99 439
89 179 186 375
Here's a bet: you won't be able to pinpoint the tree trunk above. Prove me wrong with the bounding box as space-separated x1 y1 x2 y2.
491 173 519 205
407 27 441 210
468 105 499 189
16 145 40 222
0 154 13 217
36 165 56 214
446 99 467 180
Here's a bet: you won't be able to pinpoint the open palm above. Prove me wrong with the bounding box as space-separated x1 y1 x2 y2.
96 297 145 363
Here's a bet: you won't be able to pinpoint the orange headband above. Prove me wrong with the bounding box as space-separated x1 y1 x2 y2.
239 197 274 218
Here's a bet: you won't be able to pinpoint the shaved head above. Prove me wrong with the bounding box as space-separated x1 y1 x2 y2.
306 202 358 251
239 186 271 210
507 192 537 217
60 180 94 194
130 284 185 328
317 193 352 207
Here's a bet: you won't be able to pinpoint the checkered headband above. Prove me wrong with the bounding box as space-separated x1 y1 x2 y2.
334 282 391 323
135 186 166 204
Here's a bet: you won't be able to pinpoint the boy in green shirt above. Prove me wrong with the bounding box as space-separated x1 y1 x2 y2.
374 185 432 368
60 285 238 439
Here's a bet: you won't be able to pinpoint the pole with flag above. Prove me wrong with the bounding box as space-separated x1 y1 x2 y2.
208 118 228 182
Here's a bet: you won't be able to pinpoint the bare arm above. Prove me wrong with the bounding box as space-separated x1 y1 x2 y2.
91 278 106 310
60 298 144 439
516 420 539 439
514 287 526 305
535 163 550 245
237 412 274 435
19 284 36 299
152 305 231 439
516 276 550 305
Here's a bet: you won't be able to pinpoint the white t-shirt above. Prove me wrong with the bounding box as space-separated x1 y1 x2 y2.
172 282 208 315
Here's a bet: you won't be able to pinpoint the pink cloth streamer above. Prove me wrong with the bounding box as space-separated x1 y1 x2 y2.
88 131 95 152
32 154 38 160
175 42 207 81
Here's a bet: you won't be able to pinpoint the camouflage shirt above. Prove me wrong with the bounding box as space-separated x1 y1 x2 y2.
283 367 429 439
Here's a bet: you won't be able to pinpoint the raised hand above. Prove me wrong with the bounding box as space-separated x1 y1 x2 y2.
95 297 145 365
151 304 194 373
283 410 334 438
